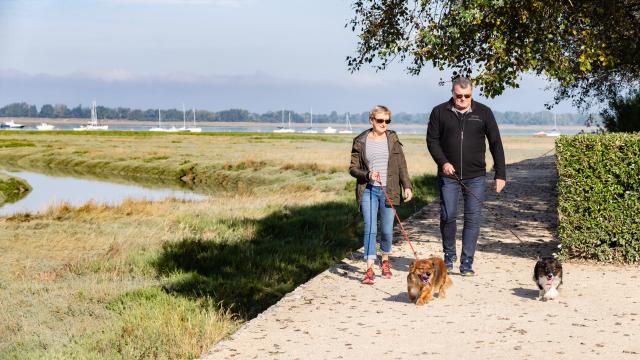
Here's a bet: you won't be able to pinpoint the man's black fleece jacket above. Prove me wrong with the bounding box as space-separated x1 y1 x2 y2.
426 99 506 180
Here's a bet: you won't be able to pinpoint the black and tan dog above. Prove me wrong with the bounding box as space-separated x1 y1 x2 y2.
533 256 563 300
407 256 453 305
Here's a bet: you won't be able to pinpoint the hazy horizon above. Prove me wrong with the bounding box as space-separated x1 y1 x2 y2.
0 0 586 114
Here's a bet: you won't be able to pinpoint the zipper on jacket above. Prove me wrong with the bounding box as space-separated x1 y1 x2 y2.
458 112 466 180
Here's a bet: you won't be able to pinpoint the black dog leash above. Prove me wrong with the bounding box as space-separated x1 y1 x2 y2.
451 172 527 245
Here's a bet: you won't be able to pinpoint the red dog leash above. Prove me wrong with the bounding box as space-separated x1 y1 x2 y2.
376 180 419 260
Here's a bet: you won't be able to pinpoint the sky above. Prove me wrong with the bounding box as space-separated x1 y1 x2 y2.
0 0 577 114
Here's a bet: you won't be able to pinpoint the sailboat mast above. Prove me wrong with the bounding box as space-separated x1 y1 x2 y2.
158 109 161 127
182 103 186 128
192 108 196 125
91 100 97 126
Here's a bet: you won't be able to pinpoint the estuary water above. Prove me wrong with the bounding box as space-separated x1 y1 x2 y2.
0 170 206 216
0 123 590 136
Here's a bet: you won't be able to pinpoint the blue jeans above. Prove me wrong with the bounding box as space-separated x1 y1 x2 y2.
361 184 395 260
438 175 486 265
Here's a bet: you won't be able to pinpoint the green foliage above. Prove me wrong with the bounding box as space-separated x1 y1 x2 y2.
0 173 31 204
601 91 640 132
348 0 640 109
556 133 640 262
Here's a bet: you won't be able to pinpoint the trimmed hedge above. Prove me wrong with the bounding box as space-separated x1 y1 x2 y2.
556 133 640 262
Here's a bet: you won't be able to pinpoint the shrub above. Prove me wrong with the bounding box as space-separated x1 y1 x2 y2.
601 91 640 132
556 133 640 262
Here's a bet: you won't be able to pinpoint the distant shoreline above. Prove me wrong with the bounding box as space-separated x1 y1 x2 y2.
2 117 591 131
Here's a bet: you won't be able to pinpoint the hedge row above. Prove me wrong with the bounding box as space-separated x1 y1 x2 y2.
556 133 640 262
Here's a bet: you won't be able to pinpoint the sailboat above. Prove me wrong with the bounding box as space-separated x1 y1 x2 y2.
274 109 295 133
274 109 287 133
4 120 25 128
301 108 318 134
36 122 55 131
149 109 166 132
188 108 202 133
546 113 561 137
73 101 108 131
338 112 354 134
178 103 189 131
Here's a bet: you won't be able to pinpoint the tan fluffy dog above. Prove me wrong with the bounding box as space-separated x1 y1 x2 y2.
407 256 453 305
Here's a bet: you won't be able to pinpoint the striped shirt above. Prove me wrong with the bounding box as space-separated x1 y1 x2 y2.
366 136 389 187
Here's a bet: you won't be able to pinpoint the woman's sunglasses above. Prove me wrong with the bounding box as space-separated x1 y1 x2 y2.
455 94 472 99
374 118 391 124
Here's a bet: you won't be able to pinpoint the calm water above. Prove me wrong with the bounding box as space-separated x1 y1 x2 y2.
1 123 589 136
0 170 206 216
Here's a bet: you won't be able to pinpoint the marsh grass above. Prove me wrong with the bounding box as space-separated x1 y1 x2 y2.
0 132 556 358
0 173 31 205
0 139 36 148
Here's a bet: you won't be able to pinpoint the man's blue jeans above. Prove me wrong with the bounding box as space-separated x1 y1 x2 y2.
361 184 395 260
438 175 486 265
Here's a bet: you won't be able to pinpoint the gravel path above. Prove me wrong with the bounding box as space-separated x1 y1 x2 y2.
202 156 640 359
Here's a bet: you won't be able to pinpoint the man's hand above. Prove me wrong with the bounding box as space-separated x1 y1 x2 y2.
404 188 413 202
442 162 455 176
495 179 506 193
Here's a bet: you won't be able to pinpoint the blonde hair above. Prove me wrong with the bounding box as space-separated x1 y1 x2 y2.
369 105 391 120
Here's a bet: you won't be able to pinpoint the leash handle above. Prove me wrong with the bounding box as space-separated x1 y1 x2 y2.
375 180 419 259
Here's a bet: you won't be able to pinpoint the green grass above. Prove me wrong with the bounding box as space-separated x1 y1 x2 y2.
0 139 35 148
154 200 362 319
0 173 31 205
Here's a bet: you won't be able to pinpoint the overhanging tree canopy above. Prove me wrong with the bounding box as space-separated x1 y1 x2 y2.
347 0 640 109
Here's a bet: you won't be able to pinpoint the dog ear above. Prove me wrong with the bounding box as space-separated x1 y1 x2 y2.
409 261 416 272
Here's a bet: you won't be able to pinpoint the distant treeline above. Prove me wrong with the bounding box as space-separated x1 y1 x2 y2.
0 102 593 125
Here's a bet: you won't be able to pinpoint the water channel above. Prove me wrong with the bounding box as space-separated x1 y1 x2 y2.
0 169 207 216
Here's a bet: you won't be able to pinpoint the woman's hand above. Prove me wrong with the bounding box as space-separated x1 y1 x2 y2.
404 188 413 202
369 171 381 183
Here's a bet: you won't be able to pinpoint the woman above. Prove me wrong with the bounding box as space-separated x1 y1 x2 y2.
349 105 413 284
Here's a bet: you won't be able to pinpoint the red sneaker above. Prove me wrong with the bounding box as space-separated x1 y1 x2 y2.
361 267 375 285
381 260 392 279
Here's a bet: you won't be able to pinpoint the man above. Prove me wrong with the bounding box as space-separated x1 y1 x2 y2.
426 77 506 276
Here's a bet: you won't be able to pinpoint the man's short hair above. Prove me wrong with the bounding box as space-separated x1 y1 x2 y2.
369 105 391 120
451 77 473 91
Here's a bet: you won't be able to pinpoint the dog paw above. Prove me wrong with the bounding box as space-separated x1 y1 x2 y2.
543 288 559 300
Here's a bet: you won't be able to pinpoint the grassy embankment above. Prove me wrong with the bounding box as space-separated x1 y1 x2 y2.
0 139 33 205
0 131 556 359
0 173 31 206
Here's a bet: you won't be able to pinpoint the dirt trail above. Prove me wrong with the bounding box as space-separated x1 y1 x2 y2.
202 156 640 359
